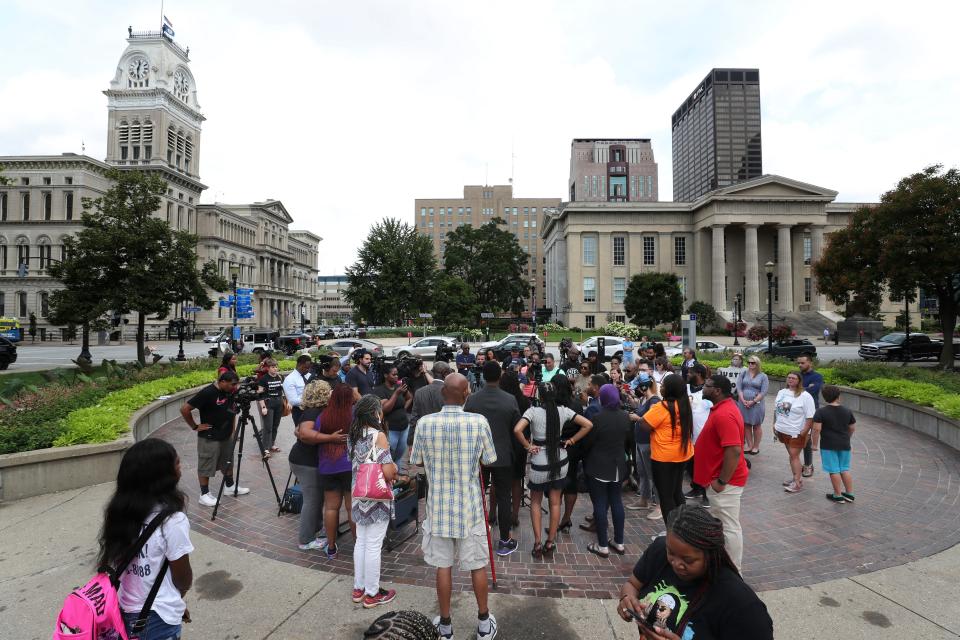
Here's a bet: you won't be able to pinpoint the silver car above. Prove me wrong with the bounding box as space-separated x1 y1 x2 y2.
576 336 625 359
392 336 459 359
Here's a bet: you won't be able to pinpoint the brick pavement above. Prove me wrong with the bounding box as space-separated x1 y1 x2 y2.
157 395 960 599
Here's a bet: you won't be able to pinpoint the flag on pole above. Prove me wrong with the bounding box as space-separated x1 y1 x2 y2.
162 16 175 38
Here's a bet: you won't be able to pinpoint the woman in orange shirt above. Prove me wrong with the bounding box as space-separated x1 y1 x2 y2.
639 374 694 521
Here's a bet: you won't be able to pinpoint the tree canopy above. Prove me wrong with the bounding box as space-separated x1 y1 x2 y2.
442 217 530 314
624 272 684 329
815 165 960 368
432 273 480 328
344 218 437 325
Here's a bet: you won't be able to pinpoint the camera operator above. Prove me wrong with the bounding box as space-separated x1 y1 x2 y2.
179 371 251 507
473 352 487 390
434 340 454 363
283 355 314 425
502 346 525 370
402 358 433 395
346 349 375 400
456 344 477 383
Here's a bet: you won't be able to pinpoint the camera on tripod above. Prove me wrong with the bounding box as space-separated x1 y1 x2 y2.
527 362 543 383
395 355 422 388
234 376 262 404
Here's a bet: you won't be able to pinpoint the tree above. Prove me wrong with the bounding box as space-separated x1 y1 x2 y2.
816 165 960 369
344 218 437 325
814 205 884 318
433 274 480 328
55 169 227 365
443 217 530 315
624 273 683 329
686 301 718 333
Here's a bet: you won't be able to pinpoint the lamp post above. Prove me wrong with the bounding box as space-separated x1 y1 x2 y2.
229 265 240 352
765 261 775 353
734 292 742 346
175 317 186 361
299 301 305 334
530 279 537 334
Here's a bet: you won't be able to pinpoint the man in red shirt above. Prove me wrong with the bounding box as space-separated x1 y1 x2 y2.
696 374 749 571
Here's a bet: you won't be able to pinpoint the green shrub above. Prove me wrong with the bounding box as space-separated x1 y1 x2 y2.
933 395 960 419
851 379 947 407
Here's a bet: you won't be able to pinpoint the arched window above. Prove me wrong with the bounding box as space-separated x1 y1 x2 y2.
17 291 27 317
36 236 52 270
39 291 50 318
0 236 6 273
16 236 29 271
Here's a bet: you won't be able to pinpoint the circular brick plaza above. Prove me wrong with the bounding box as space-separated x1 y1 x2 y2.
157 395 960 598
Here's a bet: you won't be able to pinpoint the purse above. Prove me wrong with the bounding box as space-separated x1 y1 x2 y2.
281 396 292 417
352 431 394 502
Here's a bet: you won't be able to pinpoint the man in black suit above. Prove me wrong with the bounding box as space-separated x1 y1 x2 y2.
464 361 522 557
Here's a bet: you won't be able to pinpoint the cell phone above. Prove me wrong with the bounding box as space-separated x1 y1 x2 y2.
626 606 658 630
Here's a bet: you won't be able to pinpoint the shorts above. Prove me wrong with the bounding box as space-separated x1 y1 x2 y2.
820 449 852 474
320 471 352 493
197 436 234 478
528 478 566 493
775 430 809 449
421 519 489 571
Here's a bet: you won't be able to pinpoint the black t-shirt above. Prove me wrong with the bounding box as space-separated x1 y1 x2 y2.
258 373 284 403
346 366 374 396
813 404 855 451
188 384 238 441
288 406 321 467
373 383 409 432
318 374 342 390
631 537 773 640
406 373 430 395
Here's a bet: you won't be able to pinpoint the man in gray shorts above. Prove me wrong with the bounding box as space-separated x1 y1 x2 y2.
410 373 499 640
180 371 250 507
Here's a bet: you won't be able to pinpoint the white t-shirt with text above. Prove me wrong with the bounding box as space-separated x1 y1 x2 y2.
773 389 816 437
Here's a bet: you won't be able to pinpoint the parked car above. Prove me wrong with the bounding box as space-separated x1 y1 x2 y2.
316 326 336 339
202 330 224 343
479 333 545 354
576 336 626 360
327 339 384 358
275 332 313 355
696 340 727 353
858 332 955 361
663 345 684 357
0 336 18 370
391 336 460 359
743 339 817 359
486 336 545 362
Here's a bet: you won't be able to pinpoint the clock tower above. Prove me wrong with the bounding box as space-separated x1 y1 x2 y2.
104 27 206 203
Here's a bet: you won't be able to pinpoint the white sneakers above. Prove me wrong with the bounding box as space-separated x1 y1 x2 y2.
198 493 217 507
222 485 251 496
198 485 251 507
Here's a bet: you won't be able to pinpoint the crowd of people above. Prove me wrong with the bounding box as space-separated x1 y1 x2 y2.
96 333 872 639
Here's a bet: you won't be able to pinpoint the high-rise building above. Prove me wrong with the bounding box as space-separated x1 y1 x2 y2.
414 185 560 309
671 68 762 202
568 139 658 203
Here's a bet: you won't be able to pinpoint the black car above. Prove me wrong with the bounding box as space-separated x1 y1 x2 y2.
858 333 948 361
0 336 18 370
744 338 817 359
488 336 544 362
275 332 314 355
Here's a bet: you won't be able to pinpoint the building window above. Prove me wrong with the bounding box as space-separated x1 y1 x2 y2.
17 291 27 317
804 277 812 303
585 314 595 329
583 277 596 303
643 236 655 265
803 233 812 265
0 193 6 221
615 315 626 323
582 235 597 265
613 236 625 265
40 292 49 317
420 207 426 216
65 192 74 220
21 193 29 220
772 234 778 264
674 236 686 265
613 277 626 303
65 177 73 185
20 178 29 186
43 193 52 220
678 276 688 301
43 177 51 185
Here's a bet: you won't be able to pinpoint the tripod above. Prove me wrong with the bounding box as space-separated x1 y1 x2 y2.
212 400 282 521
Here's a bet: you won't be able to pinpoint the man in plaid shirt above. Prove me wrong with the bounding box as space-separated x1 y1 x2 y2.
410 373 499 640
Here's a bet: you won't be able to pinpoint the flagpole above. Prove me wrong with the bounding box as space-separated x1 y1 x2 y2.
160 0 164 31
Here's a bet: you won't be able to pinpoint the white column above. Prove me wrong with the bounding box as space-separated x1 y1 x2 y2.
811 226 826 311
744 224 760 313
711 225 726 312
777 224 794 312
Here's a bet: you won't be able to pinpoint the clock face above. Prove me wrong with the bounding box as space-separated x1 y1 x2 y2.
173 70 190 99
128 57 149 80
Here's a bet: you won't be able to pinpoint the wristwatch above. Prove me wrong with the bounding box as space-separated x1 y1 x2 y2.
716 478 728 486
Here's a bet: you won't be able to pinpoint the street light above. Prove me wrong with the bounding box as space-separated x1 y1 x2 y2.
229 265 240 352
765 261 775 353
734 292 742 347
299 301 305 334
530 279 537 334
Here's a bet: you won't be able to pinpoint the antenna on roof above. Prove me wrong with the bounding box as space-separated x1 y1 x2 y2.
509 138 515 186
485 163 488 186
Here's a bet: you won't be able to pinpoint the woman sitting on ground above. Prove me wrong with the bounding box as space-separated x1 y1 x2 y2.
616 504 773 639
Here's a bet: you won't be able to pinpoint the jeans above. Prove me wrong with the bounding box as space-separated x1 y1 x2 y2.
587 476 625 547
651 459 687 521
484 465 514 541
260 399 283 451
289 462 324 545
633 436 657 503
121 610 181 640
707 483 744 571
388 427 409 463
354 519 390 596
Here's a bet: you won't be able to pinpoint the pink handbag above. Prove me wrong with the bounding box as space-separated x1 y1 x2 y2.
352 436 393 502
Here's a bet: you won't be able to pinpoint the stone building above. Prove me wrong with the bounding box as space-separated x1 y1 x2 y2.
0 27 321 335
568 138 658 203
317 275 352 323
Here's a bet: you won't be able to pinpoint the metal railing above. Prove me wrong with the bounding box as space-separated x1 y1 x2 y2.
128 30 189 58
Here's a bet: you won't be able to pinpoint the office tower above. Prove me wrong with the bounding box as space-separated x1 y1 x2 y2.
568 139 658 203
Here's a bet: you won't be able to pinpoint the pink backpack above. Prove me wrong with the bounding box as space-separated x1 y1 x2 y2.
53 512 170 640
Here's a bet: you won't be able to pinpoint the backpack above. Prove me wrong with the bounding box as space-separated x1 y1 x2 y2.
280 482 303 514
53 512 171 640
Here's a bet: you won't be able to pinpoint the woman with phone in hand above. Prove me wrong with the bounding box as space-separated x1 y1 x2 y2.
616 505 772 639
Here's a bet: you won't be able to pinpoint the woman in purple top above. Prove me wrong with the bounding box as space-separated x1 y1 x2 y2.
316 384 356 559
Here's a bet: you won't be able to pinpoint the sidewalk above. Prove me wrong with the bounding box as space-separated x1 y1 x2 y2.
2 483 958 639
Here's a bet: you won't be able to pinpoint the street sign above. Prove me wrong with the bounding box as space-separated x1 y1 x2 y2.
237 314 254 320
184 306 202 313
418 313 432 319
218 300 232 308
407 331 413 338
480 312 495 319
232 326 241 340
236 288 254 295
690 313 697 320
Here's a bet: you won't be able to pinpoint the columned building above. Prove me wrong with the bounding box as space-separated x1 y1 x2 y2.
543 175 896 330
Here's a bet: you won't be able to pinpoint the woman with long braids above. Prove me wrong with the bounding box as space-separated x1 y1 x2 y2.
553 374 584 531
514 382 592 557
616 505 773 639
349 394 399 608
639 374 694 521
98 439 194 640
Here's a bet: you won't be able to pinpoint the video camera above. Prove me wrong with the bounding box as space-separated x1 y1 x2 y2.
435 342 455 363
527 362 543 384
234 375 262 404
395 355 423 388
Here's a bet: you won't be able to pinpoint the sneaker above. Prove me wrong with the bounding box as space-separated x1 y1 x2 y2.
362 587 396 609
782 479 794 487
351 588 365 603
683 488 701 499
477 613 498 640
825 493 845 503
298 539 326 551
432 616 454 639
198 493 217 507
784 481 803 493
325 544 338 560
646 505 662 520
700 495 710 507
841 492 856 503
496 539 518 557
801 465 814 478
223 485 251 496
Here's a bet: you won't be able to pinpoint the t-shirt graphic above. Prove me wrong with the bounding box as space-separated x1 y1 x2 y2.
639 580 694 638
774 399 792 418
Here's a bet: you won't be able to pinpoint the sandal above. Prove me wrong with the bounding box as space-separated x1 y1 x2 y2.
532 542 543 558
557 520 573 532
587 542 609 559
611 543 625 555
579 522 597 533
543 540 556 554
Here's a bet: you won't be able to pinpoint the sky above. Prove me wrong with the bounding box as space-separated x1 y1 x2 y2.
2 0 959 274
